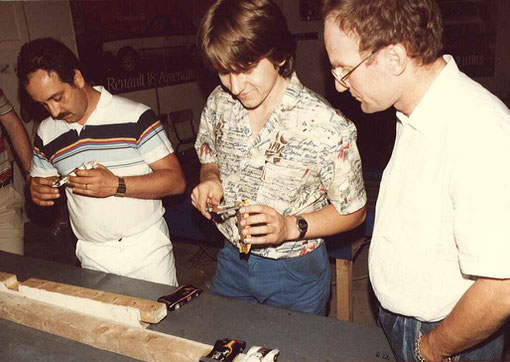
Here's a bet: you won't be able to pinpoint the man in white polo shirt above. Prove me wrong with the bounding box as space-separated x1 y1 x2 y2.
17 38 186 286
324 0 510 360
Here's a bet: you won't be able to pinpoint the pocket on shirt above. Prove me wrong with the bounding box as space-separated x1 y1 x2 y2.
258 162 310 204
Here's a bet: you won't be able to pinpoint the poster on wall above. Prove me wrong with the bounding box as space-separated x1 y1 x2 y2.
70 0 215 94
437 0 497 78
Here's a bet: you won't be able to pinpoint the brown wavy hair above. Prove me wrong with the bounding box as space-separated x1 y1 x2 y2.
197 0 296 77
323 0 443 65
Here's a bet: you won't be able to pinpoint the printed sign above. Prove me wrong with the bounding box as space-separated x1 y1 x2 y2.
70 0 215 94
438 0 497 77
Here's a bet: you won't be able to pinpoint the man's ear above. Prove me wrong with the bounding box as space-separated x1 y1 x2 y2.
73 69 85 88
383 44 407 76
273 59 286 70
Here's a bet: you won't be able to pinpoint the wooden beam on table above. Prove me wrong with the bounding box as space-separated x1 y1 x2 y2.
0 272 19 293
0 290 215 361
18 278 167 327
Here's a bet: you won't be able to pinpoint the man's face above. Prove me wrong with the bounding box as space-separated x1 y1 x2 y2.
25 69 89 124
324 19 394 114
218 58 284 110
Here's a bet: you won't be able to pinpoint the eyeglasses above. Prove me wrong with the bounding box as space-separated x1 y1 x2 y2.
331 51 376 88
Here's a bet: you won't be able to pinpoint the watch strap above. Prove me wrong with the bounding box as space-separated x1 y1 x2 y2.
115 176 126 197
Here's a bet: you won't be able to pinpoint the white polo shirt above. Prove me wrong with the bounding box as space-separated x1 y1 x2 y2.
31 87 173 243
369 55 510 321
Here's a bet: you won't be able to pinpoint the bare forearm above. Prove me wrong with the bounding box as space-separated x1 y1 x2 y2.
302 204 366 239
200 162 220 183
69 154 186 199
423 278 510 359
1 110 32 173
123 168 186 199
285 205 366 241
241 203 366 245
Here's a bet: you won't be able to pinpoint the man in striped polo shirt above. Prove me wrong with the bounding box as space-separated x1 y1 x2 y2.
17 38 186 286
0 88 32 255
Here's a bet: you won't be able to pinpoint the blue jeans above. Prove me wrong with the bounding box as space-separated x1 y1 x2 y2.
211 241 331 315
379 307 505 361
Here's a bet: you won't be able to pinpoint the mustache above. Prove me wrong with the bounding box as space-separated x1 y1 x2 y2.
56 112 71 120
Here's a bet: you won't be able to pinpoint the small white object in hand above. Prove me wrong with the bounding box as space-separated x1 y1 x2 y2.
52 161 98 188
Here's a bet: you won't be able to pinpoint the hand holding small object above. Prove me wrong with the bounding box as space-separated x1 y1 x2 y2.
191 179 224 219
30 176 60 206
67 162 120 198
238 204 292 246
52 161 98 188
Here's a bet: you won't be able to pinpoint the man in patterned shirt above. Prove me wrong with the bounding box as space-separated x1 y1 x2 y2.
191 0 366 315
17 38 186 285
0 88 32 255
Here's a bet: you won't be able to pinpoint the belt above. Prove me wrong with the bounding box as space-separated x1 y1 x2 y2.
0 178 12 189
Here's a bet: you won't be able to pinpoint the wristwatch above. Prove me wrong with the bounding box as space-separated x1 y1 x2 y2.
295 215 308 240
115 176 126 197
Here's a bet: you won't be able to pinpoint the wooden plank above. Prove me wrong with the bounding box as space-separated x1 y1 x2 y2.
0 290 214 361
18 278 167 327
336 259 353 321
0 272 19 293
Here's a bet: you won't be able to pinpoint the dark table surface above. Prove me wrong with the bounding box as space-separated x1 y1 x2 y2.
0 251 394 361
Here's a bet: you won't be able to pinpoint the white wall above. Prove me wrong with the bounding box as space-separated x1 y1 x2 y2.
0 2 29 114
22 1 77 56
0 1 77 211
1 1 78 114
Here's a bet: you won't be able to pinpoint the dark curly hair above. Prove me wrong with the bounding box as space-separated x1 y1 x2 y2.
198 0 296 78
17 37 85 86
323 0 443 65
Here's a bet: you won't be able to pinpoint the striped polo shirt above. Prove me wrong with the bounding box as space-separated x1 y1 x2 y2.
31 86 174 243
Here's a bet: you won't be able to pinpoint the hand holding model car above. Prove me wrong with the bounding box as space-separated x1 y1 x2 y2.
206 199 293 251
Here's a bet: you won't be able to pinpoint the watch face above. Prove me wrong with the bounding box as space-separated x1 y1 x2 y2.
298 218 308 231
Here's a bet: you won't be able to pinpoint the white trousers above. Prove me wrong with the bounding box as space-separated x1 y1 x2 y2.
0 184 24 255
76 217 177 286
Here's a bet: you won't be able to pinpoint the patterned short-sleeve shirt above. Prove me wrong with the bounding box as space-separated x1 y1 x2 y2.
195 73 366 259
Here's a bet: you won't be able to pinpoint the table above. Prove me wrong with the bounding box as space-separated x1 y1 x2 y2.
0 251 394 361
